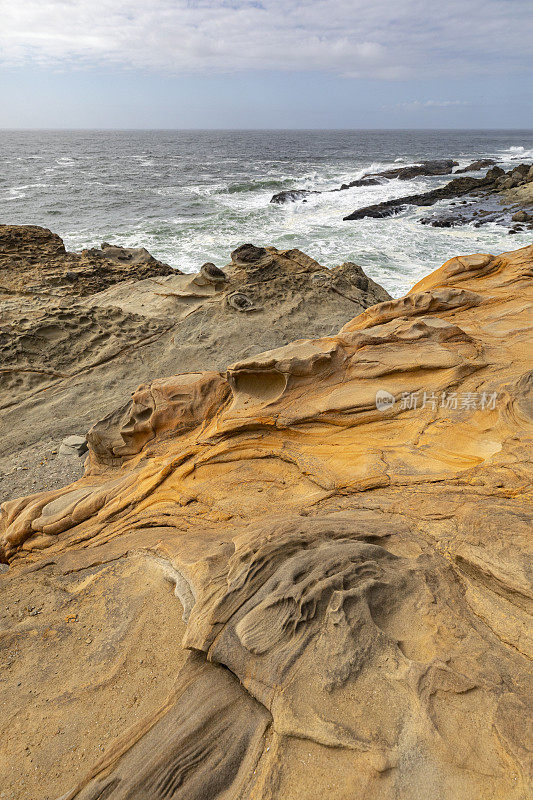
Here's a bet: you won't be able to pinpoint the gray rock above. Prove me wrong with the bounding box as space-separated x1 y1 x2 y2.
59 435 88 457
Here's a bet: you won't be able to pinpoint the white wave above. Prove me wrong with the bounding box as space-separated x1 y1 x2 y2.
3 188 27 200
496 144 533 162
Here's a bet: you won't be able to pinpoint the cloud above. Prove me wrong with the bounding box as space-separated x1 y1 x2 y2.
392 99 473 110
0 0 531 79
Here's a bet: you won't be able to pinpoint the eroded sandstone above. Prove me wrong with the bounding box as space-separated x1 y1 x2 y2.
0 227 389 500
0 242 531 799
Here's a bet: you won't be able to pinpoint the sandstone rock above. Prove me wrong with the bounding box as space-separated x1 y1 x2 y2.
58 435 88 458
0 244 531 800
199 262 227 284
0 231 389 499
0 225 177 297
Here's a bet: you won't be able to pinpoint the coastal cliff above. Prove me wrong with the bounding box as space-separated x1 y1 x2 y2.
0 240 531 799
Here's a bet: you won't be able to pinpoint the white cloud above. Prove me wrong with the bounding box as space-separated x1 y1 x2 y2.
393 99 473 110
0 0 531 79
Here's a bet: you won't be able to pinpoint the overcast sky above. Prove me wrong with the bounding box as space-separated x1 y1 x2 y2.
1 0 531 128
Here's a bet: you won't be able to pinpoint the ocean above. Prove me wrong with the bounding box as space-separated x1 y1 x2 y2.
2 129 532 296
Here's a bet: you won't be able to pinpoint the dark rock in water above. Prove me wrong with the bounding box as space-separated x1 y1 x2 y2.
335 160 461 193
512 210 533 223
270 189 317 204
455 159 496 173
420 216 458 228
419 168 533 231
495 164 531 190
343 175 485 221
363 159 459 182
344 164 532 223
339 177 382 189
270 159 459 203
231 244 267 264
485 166 506 181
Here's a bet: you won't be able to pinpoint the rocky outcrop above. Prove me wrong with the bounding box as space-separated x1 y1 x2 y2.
270 160 460 204
0 243 531 800
343 167 504 220
0 227 389 500
454 158 496 173
344 164 533 230
270 188 319 204
357 158 459 182
0 225 177 296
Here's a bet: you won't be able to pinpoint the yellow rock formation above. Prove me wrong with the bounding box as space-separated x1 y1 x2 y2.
1 244 532 800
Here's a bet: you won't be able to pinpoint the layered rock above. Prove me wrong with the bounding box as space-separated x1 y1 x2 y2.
0 227 389 500
0 243 531 800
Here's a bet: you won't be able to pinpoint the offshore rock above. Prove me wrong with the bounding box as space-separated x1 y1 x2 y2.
455 158 497 173
0 243 531 800
356 158 459 181
270 160 461 203
344 163 533 227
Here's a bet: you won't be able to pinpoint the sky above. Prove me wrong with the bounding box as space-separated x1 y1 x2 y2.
0 0 532 129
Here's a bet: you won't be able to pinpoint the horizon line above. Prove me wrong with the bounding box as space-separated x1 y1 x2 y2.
2 126 533 133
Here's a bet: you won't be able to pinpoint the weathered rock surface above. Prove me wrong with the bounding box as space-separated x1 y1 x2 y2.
0 243 531 800
0 227 389 500
0 225 177 296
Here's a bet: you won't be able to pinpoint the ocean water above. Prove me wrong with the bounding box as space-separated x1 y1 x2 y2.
1 129 532 296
